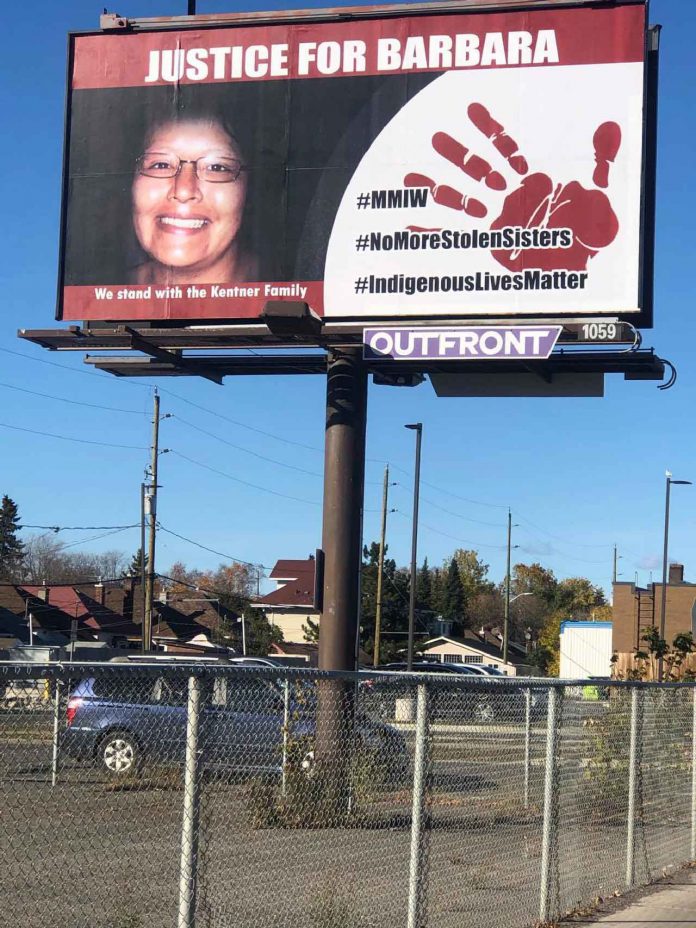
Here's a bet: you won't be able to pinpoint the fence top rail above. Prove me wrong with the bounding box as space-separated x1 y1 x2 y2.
0 660 695 690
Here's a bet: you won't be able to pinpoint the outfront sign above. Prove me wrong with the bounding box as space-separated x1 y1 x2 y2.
59 1 650 325
363 325 562 361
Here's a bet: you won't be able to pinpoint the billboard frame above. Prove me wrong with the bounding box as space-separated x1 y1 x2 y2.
56 0 657 331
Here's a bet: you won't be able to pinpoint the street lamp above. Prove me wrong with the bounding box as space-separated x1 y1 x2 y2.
405 423 423 672
503 591 534 664
658 471 691 681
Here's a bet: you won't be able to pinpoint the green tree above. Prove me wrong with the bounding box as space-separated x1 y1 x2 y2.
126 548 148 578
0 496 25 582
441 557 465 632
302 616 319 643
245 605 283 655
416 557 433 613
359 542 409 652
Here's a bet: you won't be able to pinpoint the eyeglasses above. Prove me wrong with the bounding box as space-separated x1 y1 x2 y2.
136 152 244 183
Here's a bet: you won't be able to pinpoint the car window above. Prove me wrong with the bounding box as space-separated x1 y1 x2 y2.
226 679 284 712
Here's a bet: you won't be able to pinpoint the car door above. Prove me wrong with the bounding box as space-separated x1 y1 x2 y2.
203 676 285 774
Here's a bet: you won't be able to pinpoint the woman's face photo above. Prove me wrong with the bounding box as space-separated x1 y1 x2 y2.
131 119 247 280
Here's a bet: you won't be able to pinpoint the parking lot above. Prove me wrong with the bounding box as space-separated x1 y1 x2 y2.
1 689 692 928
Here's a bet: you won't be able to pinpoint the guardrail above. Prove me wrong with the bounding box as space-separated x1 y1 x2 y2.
1 662 694 928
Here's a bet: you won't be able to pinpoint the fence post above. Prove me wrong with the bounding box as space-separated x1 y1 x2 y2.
282 678 290 798
51 677 62 788
407 683 430 928
524 687 532 809
691 687 696 860
625 687 641 887
178 674 203 928
539 686 560 924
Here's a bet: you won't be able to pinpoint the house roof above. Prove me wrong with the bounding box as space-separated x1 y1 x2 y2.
269 558 316 580
259 559 316 607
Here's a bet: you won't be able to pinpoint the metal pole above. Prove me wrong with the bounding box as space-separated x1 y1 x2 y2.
691 688 696 860
626 687 641 887
318 348 367 673
316 349 367 800
51 678 62 788
613 544 618 585
187 0 196 14
658 475 671 681
539 686 560 924
406 424 422 672
407 683 430 928
241 613 247 656
140 482 146 652
524 687 532 809
144 390 161 654
282 678 290 798
503 509 512 665
373 465 390 667
178 674 202 928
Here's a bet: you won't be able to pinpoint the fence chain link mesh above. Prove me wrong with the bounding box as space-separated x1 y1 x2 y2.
1 663 696 928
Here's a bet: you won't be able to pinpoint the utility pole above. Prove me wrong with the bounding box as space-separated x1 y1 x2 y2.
373 464 390 667
503 509 512 665
143 391 161 654
140 481 146 646
613 544 619 585
406 423 423 672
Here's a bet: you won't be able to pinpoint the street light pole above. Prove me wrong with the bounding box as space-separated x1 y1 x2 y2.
658 471 691 681
405 423 423 672
503 509 512 665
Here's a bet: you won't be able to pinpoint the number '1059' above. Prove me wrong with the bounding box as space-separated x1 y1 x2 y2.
581 323 617 341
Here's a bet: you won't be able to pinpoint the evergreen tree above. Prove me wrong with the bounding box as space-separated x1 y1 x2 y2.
127 548 148 578
441 557 465 633
416 557 433 613
0 496 25 582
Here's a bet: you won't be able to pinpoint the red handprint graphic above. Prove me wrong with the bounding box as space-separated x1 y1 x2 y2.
404 103 621 272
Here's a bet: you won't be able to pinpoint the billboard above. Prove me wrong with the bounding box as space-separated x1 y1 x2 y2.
59 1 651 325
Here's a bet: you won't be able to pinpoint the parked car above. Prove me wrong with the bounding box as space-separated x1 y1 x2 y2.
359 663 547 723
62 672 408 782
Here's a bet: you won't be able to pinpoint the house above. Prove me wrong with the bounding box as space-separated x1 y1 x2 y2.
418 633 519 675
253 557 319 643
0 580 238 656
612 563 696 654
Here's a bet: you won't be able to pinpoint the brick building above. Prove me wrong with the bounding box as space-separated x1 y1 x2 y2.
612 563 696 654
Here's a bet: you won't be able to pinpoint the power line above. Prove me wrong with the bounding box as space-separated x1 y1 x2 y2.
393 510 506 550
515 514 615 549
159 386 323 453
60 526 138 549
169 450 321 506
170 414 323 477
397 488 505 528
0 381 143 414
0 346 151 388
158 525 271 568
0 421 147 450
389 463 509 510
21 524 138 532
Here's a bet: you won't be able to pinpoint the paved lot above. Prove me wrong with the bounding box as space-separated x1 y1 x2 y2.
0 705 692 928
576 870 696 927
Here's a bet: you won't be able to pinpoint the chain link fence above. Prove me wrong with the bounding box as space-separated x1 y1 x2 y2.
1 662 695 928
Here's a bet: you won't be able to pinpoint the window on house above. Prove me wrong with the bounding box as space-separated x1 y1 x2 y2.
464 655 483 664
443 654 462 663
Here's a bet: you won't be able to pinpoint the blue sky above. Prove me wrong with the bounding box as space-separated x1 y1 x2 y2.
1 0 694 597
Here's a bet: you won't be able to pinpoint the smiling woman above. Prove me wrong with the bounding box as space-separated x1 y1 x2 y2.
130 116 257 286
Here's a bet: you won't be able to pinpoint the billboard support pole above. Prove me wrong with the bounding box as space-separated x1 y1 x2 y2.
316 348 367 808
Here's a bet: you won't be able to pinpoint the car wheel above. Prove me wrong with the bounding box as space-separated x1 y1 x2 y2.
473 700 495 723
100 731 139 776
300 749 316 778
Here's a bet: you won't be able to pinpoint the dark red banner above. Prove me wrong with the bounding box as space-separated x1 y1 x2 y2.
72 6 645 89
